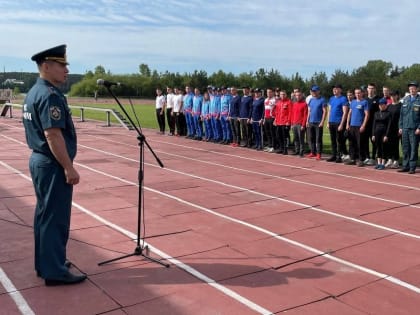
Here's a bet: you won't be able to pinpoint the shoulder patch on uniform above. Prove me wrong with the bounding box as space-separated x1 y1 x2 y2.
50 106 61 120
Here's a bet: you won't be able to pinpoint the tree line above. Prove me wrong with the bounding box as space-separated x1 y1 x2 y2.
70 61 420 99
0 72 83 95
2 60 420 98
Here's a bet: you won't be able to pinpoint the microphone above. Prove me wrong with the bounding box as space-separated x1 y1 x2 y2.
97 79 123 87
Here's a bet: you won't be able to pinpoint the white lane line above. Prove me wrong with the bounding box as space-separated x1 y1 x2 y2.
74 161 420 295
153 139 420 188
2 128 419 193
81 134 420 205
77 142 420 241
0 267 35 315
83 131 420 191
0 161 272 315
2 132 420 296
155 149 420 208
71 202 272 315
2 134 420 241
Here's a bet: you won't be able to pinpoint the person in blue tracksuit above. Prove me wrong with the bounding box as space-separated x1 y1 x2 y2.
202 92 213 141
220 87 232 144
192 88 203 140
210 88 222 142
22 45 87 286
183 86 195 138
249 88 265 150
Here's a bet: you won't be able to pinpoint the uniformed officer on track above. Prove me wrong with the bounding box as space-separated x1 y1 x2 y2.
398 81 420 174
22 44 87 285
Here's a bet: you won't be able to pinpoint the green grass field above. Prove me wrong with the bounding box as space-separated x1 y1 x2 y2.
69 102 157 129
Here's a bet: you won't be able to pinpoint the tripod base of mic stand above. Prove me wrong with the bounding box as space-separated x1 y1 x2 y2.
98 245 170 267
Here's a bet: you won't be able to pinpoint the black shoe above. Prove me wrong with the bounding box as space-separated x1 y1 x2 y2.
335 158 343 163
398 168 409 173
357 161 365 167
326 156 336 162
408 169 416 174
45 272 87 286
37 260 72 277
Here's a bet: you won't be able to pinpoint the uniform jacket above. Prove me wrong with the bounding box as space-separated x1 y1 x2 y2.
399 94 420 130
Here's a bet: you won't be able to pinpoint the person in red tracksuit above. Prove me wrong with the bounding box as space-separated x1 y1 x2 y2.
272 90 293 154
291 89 308 157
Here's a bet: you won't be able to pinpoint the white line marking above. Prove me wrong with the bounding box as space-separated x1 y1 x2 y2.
2 129 420 297
0 267 35 315
3 134 420 243
153 139 420 188
84 131 420 191
76 142 420 241
0 161 273 315
71 202 273 315
72 161 420 295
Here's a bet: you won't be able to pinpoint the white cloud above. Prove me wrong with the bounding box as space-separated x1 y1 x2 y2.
0 0 419 78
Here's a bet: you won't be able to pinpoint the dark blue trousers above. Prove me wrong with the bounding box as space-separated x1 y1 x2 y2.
401 129 419 170
30 152 72 279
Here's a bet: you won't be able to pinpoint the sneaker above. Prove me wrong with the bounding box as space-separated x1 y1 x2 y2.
385 159 393 168
263 146 271 152
342 154 350 162
306 153 316 158
391 161 399 169
335 157 343 163
316 154 322 160
267 147 274 153
326 156 336 162
365 159 375 166
357 161 365 167
363 158 370 164
345 160 356 165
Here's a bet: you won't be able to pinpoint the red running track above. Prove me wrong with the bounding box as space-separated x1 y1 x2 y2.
0 115 419 315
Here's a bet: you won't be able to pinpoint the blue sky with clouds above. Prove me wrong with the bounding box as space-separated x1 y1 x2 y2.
0 0 418 79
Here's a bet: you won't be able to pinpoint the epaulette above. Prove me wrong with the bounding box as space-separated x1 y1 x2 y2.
47 86 57 96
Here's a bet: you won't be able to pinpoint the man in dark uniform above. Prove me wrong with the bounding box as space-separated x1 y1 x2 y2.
22 44 87 285
398 81 420 174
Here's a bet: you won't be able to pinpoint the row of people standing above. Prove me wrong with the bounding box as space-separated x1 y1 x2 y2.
155 81 420 173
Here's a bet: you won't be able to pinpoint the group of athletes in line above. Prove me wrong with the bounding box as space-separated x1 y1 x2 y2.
155 81 420 174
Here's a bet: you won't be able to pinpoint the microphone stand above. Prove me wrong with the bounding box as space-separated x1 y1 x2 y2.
98 85 169 268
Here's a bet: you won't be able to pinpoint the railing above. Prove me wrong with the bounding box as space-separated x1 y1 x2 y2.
1 103 132 130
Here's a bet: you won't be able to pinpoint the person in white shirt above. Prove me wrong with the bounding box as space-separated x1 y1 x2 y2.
166 87 176 135
173 87 186 136
155 88 166 134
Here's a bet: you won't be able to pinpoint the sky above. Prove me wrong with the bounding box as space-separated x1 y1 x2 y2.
0 0 419 79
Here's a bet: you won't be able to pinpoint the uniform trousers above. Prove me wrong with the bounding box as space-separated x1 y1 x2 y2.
30 152 72 279
401 128 419 170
